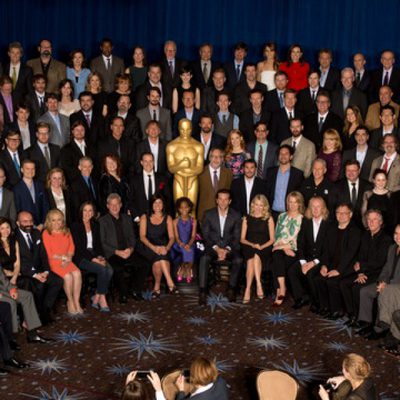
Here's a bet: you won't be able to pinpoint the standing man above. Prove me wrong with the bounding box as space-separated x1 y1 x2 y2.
173 89 202 137
353 53 370 93
224 42 248 89
159 40 186 90
296 70 321 117
318 49 340 92
369 105 400 149
191 43 221 89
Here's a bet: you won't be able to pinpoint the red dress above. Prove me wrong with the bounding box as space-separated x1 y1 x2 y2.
42 230 79 278
279 61 310 91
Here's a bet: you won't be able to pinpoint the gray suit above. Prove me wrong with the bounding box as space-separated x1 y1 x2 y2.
136 106 172 141
0 188 16 222
0 268 41 333
90 55 125 93
369 153 400 192
38 112 70 148
281 136 316 178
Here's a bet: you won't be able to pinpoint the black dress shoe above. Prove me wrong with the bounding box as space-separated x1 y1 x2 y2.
327 311 344 320
132 292 143 301
27 334 54 344
292 298 310 310
198 292 207 306
356 325 373 336
319 308 330 317
4 357 29 369
365 329 389 341
0 368 9 376
9 340 20 351
226 288 236 303
119 296 128 304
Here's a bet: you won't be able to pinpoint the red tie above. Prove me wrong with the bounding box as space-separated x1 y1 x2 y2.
382 157 390 173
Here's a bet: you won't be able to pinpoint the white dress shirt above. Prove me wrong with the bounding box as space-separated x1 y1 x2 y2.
149 139 159 172
245 176 255 214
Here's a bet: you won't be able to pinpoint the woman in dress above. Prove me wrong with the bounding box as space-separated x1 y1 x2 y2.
98 154 131 215
342 105 363 150
66 49 91 99
138 194 177 298
318 129 343 183
279 44 310 91
58 79 80 117
125 46 148 92
71 202 113 312
85 72 108 117
45 168 73 226
256 42 279 91
240 195 275 304
172 66 201 113
271 191 305 306
42 209 82 314
0 218 20 286
107 73 133 116
224 129 250 179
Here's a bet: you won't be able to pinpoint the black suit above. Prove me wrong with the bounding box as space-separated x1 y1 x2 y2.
173 108 202 138
303 111 344 151
69 110 105 145
331 87 368 120
321 67 341 92
24 142 60 183
0 148 25 188
355 70 371 93
135 138 167 174
341 146 381 181
70 174 99 219
134 81 172 111
191 60 221 90
369 126 400 150
296 87 320 117
247 140 278 180
201 86 231 115
159 57 187 90
264 89 282 113
193 132 226 162
106 112 142 144
238 108 271 143
224 61 246 89
370 68 400 103
4 63 33 103
25 92 47 123
232 81 267 115
230 176 267 216
269 108 302 144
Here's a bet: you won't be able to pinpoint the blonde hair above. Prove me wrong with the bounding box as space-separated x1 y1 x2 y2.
46 168 67 190
190 358 218 388
304 196 329 220
44 209 69 234
286 191 305 215
322 128 343 152
86 72 103 91
343 353 371 381
250 194 271 220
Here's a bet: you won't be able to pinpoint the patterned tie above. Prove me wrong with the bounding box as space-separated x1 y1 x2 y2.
85 113 91 128
257 146 263 178
11 67 17 89
213 170 219 192
13 153 21 177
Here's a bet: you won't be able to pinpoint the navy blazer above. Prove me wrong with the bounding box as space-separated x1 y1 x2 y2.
247 140 278 180
173 108 202 138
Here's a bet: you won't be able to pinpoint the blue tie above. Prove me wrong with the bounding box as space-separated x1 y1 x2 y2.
13 153 21 177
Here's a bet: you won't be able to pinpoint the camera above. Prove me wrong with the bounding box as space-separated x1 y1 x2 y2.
322 382 334 391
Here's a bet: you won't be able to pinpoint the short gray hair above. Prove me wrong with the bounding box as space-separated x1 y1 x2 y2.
107 193 121 204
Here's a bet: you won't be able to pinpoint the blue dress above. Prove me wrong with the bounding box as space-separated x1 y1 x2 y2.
67 67 91 98
173 218 195 263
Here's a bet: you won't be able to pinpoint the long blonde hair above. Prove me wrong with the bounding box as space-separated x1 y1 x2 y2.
44 209 69 234
250 194 271 220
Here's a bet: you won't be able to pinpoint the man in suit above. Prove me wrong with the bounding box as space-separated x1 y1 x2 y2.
365 86 399 131
173 89 202 138
296 70 321 117
24 122 60 183
0 167 16 222
330 68 368 120
332 159 372 227
70 91 105 145
265 144 304 219
232 62 267 115
134 63 172 111
303 90 343 151
224 42 248 90
269 89 301 144
5 42 32 104
89 38 125 94
264 71 288 113
369 134 400 192
191 43 221 90
281 118 316 177
369 105 400 149
13 159 49 229
198 189 242 304
0 76 17 126
193 114 226 163
201 68 231 115
247 121 278 180
230 159 267 216
25 74 47 123
16 211 63 325
213 92 239 138
159 40 186 91
0 130 26 188
130 152 171 221
318 49 341 92
135 121 167 174
197 148 233 222
136 87 172 141
7 103 36 150
99 193 146 304
342 126 380 181
353 53 370 94
26 39 66 94
239 89 271 143
370 50 400 104
37 93 70 148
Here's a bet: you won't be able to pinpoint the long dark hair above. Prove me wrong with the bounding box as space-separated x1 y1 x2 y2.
149 194 166 216
0 217 13 247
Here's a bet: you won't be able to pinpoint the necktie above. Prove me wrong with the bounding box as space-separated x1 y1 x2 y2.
11 67 17 89
85 113 91 128
318 117 324 132
236 65 241 80
222 114 227 124
27 233 33 252
382 157 390 173
311 90 316 101
356 72 361 86
39 96 45 114
153 109 157 121
106 58 111 70
202 63 208 82
213 170 219 192
80 144 85 156
169 61 174 77
44 145 51 168
257 146 263 178
116 141 121 157
351 182 357 206
288 111 293 120
148 175 153 200
383 71 389 86
87 177 96 200
279 92 284 108
292 140 297 151
13 153 21 177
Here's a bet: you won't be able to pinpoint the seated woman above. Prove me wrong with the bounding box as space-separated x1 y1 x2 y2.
240 195 275 304
224 129 250 179
319 353 376 400
138 194 177 298
71 202 113 312
42 209 83 314
270 191 305 306
172 197 197 283
0 218 20 286
318 129 343 183
46 168 73 226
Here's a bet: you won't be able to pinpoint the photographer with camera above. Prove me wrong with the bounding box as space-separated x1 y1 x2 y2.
122 370 166 400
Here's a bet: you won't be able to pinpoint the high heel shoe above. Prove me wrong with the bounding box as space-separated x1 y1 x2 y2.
151 290 161 299
168 286 179 295
91 296 100 310
242 297 250 304
272 295 286 307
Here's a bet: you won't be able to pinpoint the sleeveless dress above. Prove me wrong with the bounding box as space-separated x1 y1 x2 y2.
172 218 195 263
241 216 272 263
225 152 249 178
0 237 17 273
260 70 276 91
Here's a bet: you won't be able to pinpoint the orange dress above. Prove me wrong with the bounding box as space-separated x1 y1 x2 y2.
42 230 79 278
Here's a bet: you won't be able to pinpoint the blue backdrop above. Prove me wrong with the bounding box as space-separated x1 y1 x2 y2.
1 0 399 69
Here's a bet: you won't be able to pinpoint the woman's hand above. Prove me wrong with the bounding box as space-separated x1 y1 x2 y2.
125 370 137 385
10 277 17 286
176 374 185 392
318 385 329 400
147 370 162 392
327 375 346 389
284 248 295 257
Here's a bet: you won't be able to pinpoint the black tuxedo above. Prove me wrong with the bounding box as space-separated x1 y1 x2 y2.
269 108 302 144
264 89 282 113
369 126 400 150
70 174 99 218
341 146 381 181
69 110 105 144
320 67 341 92
296 87 320 117
331 87 368 119
134 81 172 111
0 148 26 188
159 57 187 90
247 140 278 180
24 142 60 183
135 138 167 174
233 81 267 115
370 68 400 103
193 132 226 162
4 63 33 103
355 70 371 93
25 92 47 123
230 176 267 216
173 108 202 138
238 108 271 143
191 60 221 89
303 111 344 150
224 61 246 89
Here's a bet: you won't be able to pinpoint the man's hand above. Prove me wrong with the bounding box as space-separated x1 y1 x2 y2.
301 261 314 275
377 281 387 293
354 273 367 284
327 269 340 278
353 262 360 272
215 247 228 261
320 266 328 277
35 273 48 283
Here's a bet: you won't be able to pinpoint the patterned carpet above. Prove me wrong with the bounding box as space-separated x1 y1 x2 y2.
2 286 400 400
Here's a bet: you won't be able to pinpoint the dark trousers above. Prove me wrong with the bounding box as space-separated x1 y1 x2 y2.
314 275 343 312
287 261 321 302
79 259 113 295
198 250 242 291
0 302 13 361
270 250 297 289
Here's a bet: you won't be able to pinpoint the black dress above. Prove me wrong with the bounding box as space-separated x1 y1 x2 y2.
98 174 132 215
0 237 17 274
365 192 392 231
92 91 108 115
241 216 272 263
176 83 197 111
